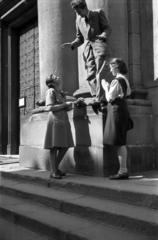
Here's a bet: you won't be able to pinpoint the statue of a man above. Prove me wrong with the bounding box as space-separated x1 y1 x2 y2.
61 0 111 105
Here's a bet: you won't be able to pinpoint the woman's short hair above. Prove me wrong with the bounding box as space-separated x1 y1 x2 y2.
45 74 56 88
71 0 87 9
110 58 128 75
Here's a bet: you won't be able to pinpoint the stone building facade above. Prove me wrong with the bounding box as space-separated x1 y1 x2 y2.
0 0 158 176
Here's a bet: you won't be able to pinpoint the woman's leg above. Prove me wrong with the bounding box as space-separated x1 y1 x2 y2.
49 147 58 174
110 145 128 179
56 147 69 170
116 145 128 173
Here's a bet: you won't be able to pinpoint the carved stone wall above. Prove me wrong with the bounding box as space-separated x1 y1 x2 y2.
19 18 39 118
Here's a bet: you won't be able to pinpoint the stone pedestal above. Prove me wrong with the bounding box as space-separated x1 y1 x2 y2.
19 106 118 177
19 99 154 176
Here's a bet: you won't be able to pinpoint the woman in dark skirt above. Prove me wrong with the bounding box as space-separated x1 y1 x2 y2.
101 58 132 179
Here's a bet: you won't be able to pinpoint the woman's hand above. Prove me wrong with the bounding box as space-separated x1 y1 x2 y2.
65 102 73 107
96 35 106 41
65 102 73 111
44 106 52 112
61 43 72 48
44 106 53 112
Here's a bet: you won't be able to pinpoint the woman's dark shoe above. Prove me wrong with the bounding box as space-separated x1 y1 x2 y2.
57 169 66 177
109 172 129 180
50 172 62 179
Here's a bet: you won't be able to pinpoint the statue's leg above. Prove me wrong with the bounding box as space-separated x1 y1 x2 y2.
95 55 110 101
84 45 97 97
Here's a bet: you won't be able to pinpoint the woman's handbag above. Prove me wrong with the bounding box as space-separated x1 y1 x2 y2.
127 116 134 131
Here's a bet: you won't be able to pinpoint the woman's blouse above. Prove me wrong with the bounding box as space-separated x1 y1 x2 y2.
106 76 131 102
45 88 66 106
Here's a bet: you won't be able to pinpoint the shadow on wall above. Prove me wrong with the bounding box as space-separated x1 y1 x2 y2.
73 106 91 146
73 106 94 175
101 109 119 176
72 105 119 177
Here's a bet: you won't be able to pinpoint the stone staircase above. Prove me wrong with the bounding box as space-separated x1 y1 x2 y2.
0 217 48 240
0 169 158 240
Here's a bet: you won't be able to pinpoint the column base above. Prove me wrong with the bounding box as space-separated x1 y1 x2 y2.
19 108 118 177
130 87 148 99
19 100 155 176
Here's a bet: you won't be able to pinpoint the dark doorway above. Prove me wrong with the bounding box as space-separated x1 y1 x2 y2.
19 18 39 119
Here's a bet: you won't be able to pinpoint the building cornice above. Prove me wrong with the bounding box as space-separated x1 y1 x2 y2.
0 0 37 26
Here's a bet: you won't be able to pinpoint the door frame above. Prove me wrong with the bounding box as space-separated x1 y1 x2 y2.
0 1 37 154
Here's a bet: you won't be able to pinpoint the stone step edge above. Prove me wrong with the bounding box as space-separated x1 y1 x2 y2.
0 217 48 240
0 194 151 240
0 200 85 240
1 171 158 210
0 159 19 165
1 180 158 238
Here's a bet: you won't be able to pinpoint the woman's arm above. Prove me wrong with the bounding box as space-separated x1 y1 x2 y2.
45 102 67 112
102 79 120 102
45 102 73 112
101 79 110 101
45 88 69 112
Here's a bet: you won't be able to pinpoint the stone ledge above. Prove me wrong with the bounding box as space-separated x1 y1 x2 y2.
31 98 151 115
127 99 151 106
130 88 148 99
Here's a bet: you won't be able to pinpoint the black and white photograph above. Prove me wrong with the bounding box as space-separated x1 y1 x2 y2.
0 0 158 239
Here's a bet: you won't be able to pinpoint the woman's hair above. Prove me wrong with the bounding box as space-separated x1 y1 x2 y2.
71 0 87 9
110 58 128 75
45 74 56 88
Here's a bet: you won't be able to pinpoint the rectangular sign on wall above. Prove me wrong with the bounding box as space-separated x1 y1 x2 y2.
19 97 26 108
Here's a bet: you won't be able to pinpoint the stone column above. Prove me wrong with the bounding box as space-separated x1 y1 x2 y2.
38 0 78 99
153 0 158 82
7 27 19 154
0 21 2 153
108 0 128 62
128 0 141 87
150 0 158 168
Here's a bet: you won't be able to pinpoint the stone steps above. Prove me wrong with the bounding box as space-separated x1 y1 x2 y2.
0 194 154 240
0 218 48 240
0 170 158 239
1 170 158 209
0 177 158 237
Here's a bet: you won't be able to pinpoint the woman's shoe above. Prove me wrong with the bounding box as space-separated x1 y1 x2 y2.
50 172 62 179
109 172 129 180
57 169 66 177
